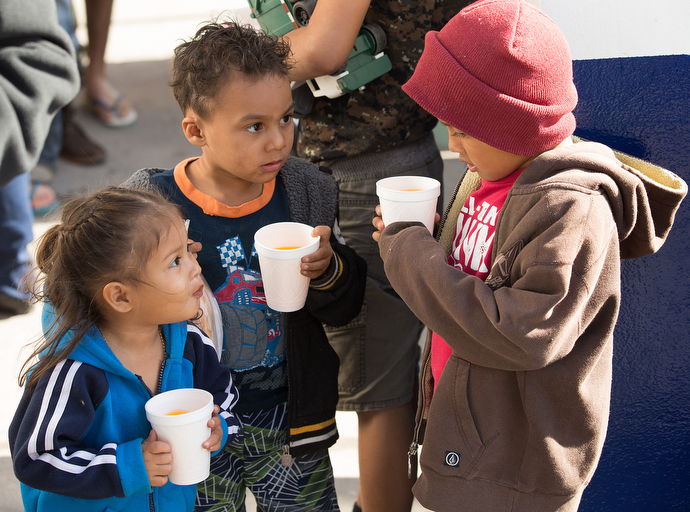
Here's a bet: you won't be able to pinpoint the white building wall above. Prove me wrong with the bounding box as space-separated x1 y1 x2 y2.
540 0 690 59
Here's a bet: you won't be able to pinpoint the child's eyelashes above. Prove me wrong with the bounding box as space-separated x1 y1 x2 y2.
169 256 181 268
246 114 293 133
440 121 467 138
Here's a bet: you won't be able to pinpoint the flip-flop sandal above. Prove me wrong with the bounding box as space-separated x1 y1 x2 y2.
30 182 60 217
89 93 138 128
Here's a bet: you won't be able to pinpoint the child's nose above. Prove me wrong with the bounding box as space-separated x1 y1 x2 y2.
267 126 288 151
446 128 462 153
189 256 201 278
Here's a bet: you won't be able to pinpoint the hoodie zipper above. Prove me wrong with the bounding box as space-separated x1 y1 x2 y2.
407 164 467 479
408 343 432 479
145 343 167 512
141 373 157 512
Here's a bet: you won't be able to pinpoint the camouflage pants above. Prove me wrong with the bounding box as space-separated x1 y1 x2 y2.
195 402 340 512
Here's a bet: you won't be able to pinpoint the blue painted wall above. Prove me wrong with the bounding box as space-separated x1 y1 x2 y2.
573 55 690 511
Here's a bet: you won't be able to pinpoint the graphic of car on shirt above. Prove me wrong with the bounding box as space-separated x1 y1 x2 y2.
213 237 285 372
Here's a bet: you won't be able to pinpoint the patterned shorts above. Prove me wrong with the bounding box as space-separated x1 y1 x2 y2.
195 402 340 512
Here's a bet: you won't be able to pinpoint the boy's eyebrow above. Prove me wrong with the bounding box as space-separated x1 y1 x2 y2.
239 102 295 123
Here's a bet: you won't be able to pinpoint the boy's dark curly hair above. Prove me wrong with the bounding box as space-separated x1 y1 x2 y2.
170 20 293 119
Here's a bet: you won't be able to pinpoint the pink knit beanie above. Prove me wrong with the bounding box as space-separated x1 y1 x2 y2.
403 0 578 156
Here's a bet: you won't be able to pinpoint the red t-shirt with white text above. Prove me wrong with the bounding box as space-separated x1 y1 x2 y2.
431 169 524 387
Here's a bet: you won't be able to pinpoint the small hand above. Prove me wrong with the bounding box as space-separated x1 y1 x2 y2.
300 226 334 279
203 405 223 452
372 206 440 241
372 205 385 242
187 239 202 259
141 430 173 487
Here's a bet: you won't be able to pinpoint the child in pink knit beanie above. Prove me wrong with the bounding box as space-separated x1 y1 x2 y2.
372 1 687 511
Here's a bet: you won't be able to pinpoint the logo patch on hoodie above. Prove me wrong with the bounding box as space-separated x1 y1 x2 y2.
444 451 461 467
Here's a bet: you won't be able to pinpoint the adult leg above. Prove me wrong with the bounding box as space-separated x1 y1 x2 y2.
31 109 60 215
0 173 34 315
328 133 443 512
83 0 136 125
341 276 419 512
54 0 107 163
356 403 415 512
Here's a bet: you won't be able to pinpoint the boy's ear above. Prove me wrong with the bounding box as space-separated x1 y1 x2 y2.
182 115 207 148
101 282 135 314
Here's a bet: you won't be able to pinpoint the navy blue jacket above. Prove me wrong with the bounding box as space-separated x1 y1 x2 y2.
10 321 240 511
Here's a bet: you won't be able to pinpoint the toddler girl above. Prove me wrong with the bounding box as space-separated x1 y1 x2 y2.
10 187 240 511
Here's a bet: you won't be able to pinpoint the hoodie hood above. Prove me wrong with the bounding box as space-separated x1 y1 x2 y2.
439 138 687 260
520 139 687 259
55 321 188 380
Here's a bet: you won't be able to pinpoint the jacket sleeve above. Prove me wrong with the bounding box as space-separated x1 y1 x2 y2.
378 184 621 372
305 228 367 327
119 167 167 193
8 360 147 499
185 323 241 453
0 0 80 187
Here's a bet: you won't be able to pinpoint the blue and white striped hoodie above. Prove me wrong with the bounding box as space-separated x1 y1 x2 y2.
9 321 240 512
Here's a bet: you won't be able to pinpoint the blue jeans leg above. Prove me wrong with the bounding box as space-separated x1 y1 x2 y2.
0 172 34 301
38 110 62 171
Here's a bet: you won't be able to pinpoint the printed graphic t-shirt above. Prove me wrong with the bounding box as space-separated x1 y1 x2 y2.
431 168 524 387
150 158 291 412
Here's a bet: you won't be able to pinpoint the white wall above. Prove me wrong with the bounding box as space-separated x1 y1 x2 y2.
75 0 253 64
89 0 690 64
540 0 690 60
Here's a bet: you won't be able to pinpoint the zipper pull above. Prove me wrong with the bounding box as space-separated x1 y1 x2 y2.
407 442 419 479
281 445 293 467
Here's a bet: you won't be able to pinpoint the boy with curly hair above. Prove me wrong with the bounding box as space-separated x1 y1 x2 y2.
123 21 366 511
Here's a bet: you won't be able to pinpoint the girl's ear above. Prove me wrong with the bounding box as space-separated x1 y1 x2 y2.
101 282 134 313
182 115 207 148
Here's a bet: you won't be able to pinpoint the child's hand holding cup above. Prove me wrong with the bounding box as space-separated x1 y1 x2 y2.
254 222 321 312
375 176 441 238
145 388 215 486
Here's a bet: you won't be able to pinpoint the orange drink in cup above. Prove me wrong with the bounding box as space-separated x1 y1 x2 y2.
254 222 321 312
145 388 214 485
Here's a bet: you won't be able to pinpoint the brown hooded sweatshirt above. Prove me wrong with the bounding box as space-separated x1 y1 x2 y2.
378 139 687 511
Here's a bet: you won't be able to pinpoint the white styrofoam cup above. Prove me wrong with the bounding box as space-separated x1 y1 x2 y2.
145 388 214 485
376 176 441 234
254 222 320 312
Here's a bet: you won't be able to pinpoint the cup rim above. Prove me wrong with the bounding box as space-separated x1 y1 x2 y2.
376 176 441 202
254 222 320 260
145 388 214 426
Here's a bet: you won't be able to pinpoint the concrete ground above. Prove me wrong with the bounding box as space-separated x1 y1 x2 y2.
0 1 464 510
